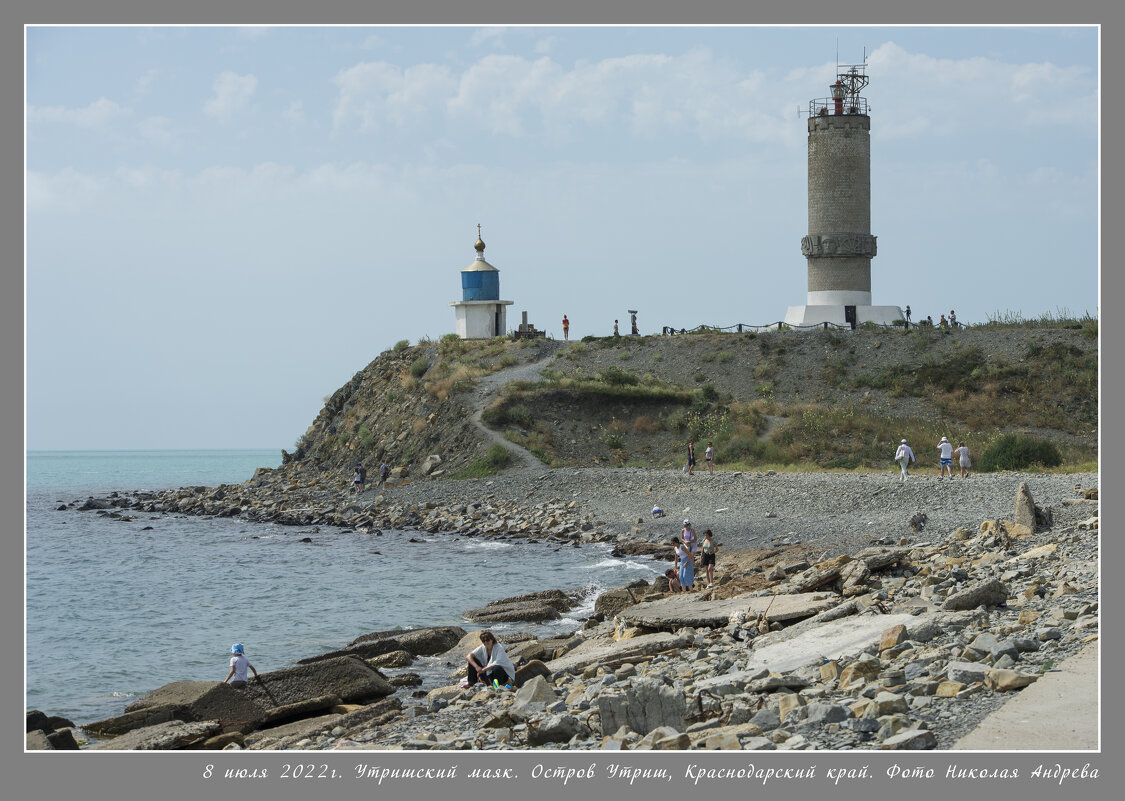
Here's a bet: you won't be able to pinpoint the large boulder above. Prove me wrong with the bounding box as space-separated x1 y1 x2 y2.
241 656 394 708
596 676 686 736
84 681 268 737
299 626 466 663
943 578 1009 611
1014 483 1036 530
594 585 647 618
463 601 562 623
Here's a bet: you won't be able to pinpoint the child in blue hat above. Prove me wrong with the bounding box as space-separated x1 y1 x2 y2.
224 643 259 689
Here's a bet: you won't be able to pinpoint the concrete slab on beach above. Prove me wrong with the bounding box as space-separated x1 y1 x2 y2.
953 641 1098 750
616 592 838 631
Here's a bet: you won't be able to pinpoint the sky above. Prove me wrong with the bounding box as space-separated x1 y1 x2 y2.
25 25 1099 451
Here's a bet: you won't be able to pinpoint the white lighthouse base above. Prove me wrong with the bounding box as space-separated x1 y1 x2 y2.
783 304 904 330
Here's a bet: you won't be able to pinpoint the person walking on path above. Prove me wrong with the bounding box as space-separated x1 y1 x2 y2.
352 463 366 494
613 319 619 336
949 309 958 329
224 643 259 689
704 441 715 475
700 529 718 588
672 536 695 592
464 630 516 688
954 441 971 478
561 315 570 341
937 436 955 480
681 519 698 569
378 462 390 487
894 439 916 482
905 305 911 327
686 439 696 475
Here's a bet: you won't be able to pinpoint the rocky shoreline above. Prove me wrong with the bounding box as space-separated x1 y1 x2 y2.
29 467 1099 751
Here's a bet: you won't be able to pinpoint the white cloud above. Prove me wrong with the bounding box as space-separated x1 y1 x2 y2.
328 49 806 145
204 71 259 121
26 169 108 212
469 28 507 48
134 69 159 97
331 61 457 132
138 115 178 147
235 27 271 40
27 98 128 128
868 42 1095 138
282 100 305 126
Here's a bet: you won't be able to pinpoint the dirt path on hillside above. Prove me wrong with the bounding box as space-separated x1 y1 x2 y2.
466 346 561 469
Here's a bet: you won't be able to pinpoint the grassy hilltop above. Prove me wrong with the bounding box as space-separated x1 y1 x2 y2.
284 318 1097 480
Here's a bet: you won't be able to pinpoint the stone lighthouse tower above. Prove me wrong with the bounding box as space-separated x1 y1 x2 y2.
449 225 514 339
785 62 902 329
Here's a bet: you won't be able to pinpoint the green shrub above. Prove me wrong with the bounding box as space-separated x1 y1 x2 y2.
486 443 511 467
693 372 706 383
977 435 1062 472
596 366 639 386
394 339 410 353
410 357 430 378
717 351 733 363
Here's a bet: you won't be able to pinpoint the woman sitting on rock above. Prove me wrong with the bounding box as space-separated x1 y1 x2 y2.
464 630 516 689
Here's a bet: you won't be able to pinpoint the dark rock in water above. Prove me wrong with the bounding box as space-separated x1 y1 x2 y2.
141 526 154 531
611 540 671 559
387 672 423 688
463 601 561 623
46 728 80 750
463 589 577 623
56 505 68 511
351 626 466 657
78 497 113 511
300 626 466 664
299 537 313 543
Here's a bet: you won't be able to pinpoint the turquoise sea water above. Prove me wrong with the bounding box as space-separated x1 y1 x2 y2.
26 450 661 727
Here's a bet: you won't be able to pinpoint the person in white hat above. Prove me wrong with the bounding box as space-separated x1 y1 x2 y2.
937 436 954 480
894 439 916 482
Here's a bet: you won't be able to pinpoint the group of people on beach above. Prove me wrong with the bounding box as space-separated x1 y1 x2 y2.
351 461 390 493
894 436 971 482
666 519 716 592
685 439 715 475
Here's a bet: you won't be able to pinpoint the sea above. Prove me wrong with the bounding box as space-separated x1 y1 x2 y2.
26 450 663 727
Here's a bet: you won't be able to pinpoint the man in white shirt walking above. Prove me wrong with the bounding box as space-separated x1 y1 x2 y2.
894 439 916 482
937 436 955 480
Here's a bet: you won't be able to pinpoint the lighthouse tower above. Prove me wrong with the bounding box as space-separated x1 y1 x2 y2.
449 226 514 339
784 62 902 329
